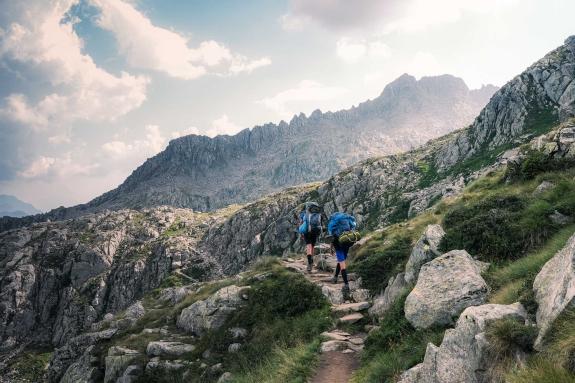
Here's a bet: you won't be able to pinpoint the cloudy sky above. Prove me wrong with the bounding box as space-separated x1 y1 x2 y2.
0 0 573 211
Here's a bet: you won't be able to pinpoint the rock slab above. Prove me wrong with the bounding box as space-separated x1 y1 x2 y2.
404 250 489 329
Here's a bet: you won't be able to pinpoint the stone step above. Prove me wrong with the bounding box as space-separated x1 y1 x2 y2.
331 302 370 315
320 340 349 353
338 313 364 324
320 330 352 341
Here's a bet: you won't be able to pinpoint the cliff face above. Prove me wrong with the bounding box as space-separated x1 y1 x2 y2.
0 74 496 233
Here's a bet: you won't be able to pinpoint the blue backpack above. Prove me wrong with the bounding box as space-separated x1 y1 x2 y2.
298 202 322 234
328 212 356 237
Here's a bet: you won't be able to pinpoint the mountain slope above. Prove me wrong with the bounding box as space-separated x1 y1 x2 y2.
200 36 575 274
0 195 40 217
0 74 496 233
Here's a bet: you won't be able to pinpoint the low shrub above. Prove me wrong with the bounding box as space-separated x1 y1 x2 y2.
352 291 445 383
440 194 558 262
350 235 412 294
486 318 537 358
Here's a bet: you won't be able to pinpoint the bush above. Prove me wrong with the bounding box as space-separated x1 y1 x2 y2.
486 318 537 357
350 235 412 294
194 269 331 380
353 291 445 383
506 149 575 181
440 195 557 262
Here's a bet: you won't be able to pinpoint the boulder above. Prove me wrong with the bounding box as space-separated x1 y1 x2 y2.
533 232 575 349
217 372 233 382
398 303 527 383
116 365 142 383
60 345 100 383
405 250 489 329
228 343 241 353
369 272 409 320
146 341 195 357
48 328 118 383
104 347 141 383
177 285 249 335
404 225 445 284
533 181 555 195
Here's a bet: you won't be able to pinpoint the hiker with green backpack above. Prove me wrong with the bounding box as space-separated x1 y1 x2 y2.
298 202 325 272
328 212 361 296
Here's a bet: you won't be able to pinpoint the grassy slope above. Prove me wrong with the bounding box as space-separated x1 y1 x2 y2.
90 258 331 383
348 149 575 382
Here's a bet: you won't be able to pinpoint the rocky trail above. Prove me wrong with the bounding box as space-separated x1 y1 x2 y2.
283 246 372 383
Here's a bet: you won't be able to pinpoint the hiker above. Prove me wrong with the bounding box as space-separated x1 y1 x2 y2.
328 212 360 296
298 202 324 272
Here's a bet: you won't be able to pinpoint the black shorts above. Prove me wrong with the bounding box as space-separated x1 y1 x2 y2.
303 228 321 246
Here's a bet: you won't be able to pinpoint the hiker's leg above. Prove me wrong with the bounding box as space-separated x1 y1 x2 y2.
334 262 341 277
306 244 314 264
341 247 350 285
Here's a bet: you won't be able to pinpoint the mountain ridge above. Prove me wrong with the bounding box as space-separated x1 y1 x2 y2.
0 74 497 232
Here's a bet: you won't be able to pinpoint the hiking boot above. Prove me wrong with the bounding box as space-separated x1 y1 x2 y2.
331 275 338 284
342 284 351 300
307 263 313 273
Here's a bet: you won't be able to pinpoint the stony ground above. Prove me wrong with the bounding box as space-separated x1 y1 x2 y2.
283 248 371 383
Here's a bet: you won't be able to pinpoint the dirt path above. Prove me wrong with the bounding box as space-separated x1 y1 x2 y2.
283 252 371 383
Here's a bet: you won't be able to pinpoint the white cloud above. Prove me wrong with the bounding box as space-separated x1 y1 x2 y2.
257 80 347 119
0 0 149 129
19 153 98 179
336 38 391 62
92 0 271 78
383 0 520 34
102 125 167 159
407 52 442 78
282 0 518 34
171 126 200 139
48 134 72 144
205 115 243 137
281 0 396 31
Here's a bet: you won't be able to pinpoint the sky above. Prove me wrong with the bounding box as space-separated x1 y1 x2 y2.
0 0 574 211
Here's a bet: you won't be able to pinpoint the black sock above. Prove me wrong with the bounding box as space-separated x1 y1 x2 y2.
342 269 349 285
307 254 313 265
334 263 341 278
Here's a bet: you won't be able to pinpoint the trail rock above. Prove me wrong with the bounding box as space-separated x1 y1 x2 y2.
399 303 527 383
405 225 445 284
320 340 349 353
146 341 195 357
177 285 249 335
533 232 575 349
338 313 363 324
405 250 489 329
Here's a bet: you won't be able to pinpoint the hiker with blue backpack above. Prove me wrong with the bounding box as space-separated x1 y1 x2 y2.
298 202 325 272
328 212 361 296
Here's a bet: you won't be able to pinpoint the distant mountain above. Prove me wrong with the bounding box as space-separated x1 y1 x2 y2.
0 194 40 217
0 74 497 230
88 74 496 212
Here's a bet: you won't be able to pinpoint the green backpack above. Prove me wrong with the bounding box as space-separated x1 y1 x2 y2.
338 230 362 246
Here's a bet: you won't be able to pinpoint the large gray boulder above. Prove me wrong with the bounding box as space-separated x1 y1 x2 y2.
404 224 446 284
177 285 249 335
533 232 575 349
399 303 527 383
104 346 142 383
405 250 489 329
